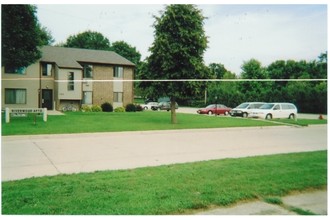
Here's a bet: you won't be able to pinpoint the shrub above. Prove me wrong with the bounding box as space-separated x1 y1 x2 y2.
126 103 136 112
81 105 92 112
101 102 113 112
135 104 143 112
114 107 125 112
91 105 102 112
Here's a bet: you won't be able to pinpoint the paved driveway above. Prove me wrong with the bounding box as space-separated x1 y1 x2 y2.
1 125 327 181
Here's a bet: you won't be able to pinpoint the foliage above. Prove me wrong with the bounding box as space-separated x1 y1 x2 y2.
62 30 111 50
114 107 125 112
2 151 326 214
101 102 113 112
111 41 141 65
36 23 55 46
135 104 143 112
206 53 327 113
125 103 136 112
239 59 273 102
140 4 210 124
209 63 227 79
91 105 102 112
207 70 241 107
60 31 142 66
1 5 53 69
81 105 92 112
81 105 103 112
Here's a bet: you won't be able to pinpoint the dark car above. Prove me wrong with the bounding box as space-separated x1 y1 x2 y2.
152 101 178 111
197 104 232 115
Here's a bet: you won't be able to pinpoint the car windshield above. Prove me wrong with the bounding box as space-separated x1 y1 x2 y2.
236 103 249 109
206 104 215 108
260 103 274 109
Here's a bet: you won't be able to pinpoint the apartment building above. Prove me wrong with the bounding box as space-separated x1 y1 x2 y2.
1 46 135 111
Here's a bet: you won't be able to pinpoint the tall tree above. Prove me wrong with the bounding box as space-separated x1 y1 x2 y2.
111 41 141 65
140 4 209 124
208 63 227 79
1 5 50 70
37 23 55 46
239 59 271 102
207 71 241 108
62 31 111 50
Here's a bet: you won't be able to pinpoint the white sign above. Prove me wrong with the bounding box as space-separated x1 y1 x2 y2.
5 108 47 123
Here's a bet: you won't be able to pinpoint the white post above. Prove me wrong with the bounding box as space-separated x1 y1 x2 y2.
5 107 10 123
43 108 47 122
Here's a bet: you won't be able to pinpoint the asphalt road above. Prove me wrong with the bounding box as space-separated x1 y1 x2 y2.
1 125 327 181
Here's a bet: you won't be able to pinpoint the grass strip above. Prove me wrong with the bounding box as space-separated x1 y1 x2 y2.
2 151 327 215
289 207 316 215
2 111 326 136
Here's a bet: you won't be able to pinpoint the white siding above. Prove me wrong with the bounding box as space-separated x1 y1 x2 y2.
57 69 82 100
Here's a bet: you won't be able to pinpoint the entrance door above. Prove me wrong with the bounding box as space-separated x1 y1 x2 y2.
42 89 53 110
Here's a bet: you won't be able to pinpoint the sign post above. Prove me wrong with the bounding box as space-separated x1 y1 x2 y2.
5 108 10 123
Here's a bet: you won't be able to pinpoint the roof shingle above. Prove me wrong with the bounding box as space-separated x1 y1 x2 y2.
40 46 135 69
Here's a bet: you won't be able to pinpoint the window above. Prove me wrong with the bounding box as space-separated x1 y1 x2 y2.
114 66 123 78
5 66 26 74
42 63 52 76
5 89 26 104
83 64 93 78
82 92 93 104
68 72 74 91
274 104 280 110
114 92 123 102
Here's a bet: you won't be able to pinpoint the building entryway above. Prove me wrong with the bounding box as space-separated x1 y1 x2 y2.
42 89 53 110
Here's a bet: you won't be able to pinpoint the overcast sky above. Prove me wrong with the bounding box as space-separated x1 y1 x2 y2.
36 3 327 74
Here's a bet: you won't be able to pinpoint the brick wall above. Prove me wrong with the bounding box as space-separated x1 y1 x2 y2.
93 65 113 106
123 67 134 106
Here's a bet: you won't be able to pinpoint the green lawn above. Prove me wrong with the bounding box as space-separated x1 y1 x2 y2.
1 111 327 136
2 151 327 215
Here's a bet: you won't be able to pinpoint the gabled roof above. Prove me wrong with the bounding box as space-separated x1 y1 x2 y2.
40 46 135 69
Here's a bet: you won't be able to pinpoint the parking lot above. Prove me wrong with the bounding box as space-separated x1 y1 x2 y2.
176 107 327 119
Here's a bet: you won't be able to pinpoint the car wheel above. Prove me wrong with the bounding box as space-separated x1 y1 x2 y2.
289 114 295 119
265 114 272 120
144 106 148 110
242 112 248 118
224 111 229 115
208 111 213 115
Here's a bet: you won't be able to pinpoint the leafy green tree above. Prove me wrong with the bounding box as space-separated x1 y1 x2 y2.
62 30 111 50
207 71 241 108
209 63 227 79
239 59 272 102
140 4 209 124
318 52 327 63
37 23 55 46
1 5 51 69
111 41 141 65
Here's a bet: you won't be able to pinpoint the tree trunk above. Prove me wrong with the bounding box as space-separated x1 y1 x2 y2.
170 98 177 124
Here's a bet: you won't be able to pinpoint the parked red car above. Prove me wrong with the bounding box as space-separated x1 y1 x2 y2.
197 104 232 115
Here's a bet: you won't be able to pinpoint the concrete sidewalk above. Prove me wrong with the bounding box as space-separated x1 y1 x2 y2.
196 189 327 215
2 125 327 181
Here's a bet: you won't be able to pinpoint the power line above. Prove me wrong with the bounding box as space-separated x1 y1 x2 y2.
2 78 328 82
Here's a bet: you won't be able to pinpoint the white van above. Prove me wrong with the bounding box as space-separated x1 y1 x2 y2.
251 103 297 119
229 102 266 118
